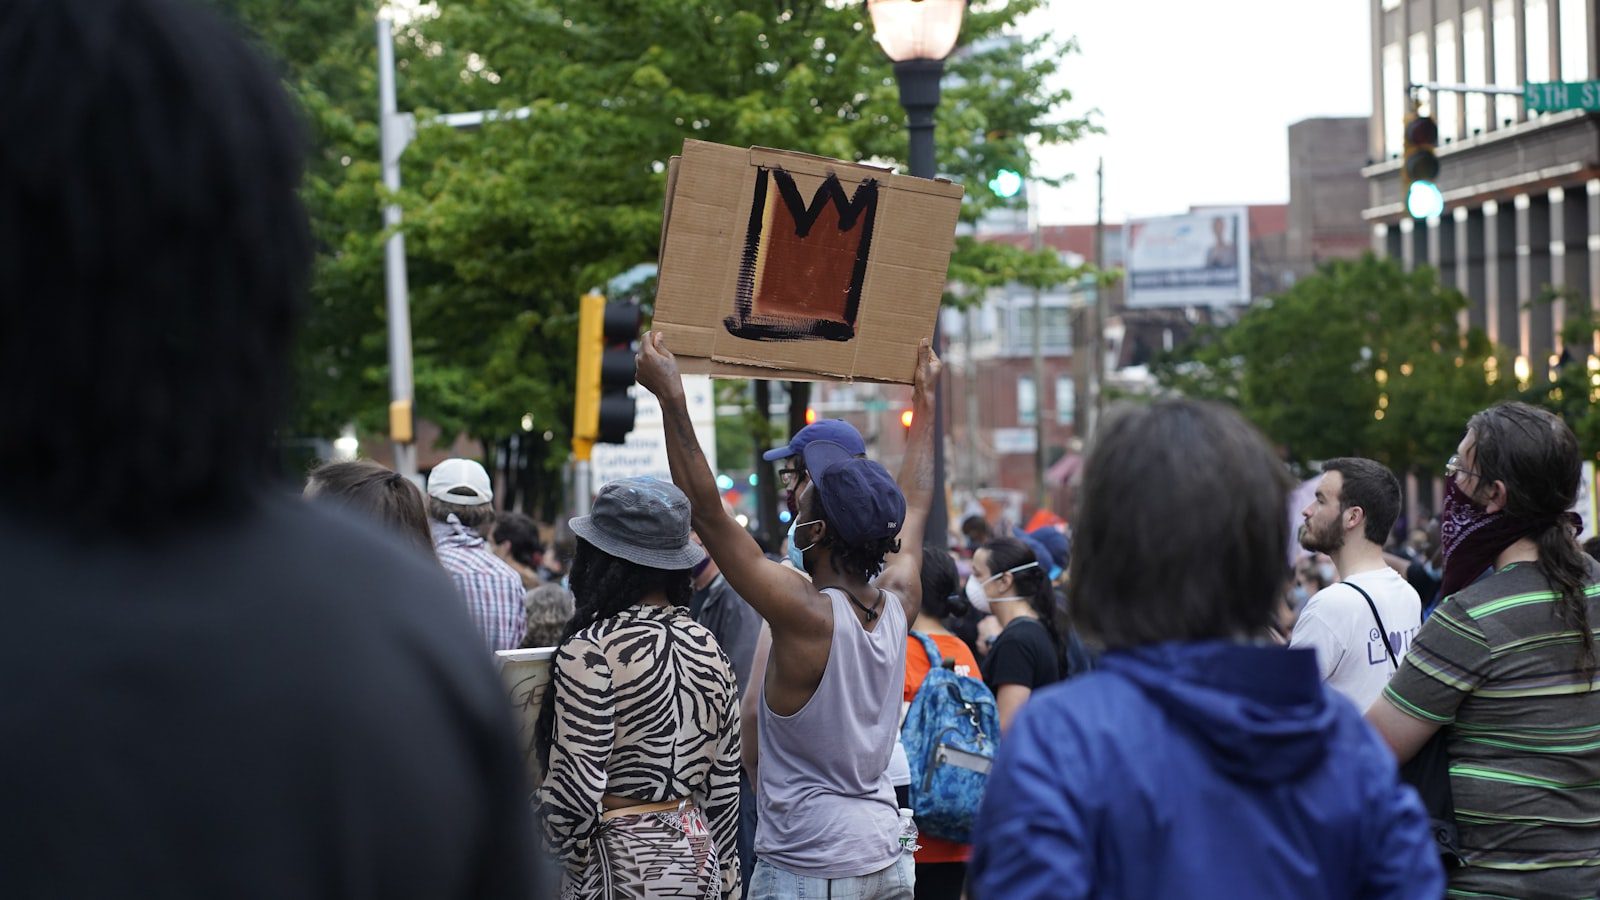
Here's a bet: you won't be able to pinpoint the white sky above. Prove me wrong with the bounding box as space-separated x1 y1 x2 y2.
1020 0 1374 225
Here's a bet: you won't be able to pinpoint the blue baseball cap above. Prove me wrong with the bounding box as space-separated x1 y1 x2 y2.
801 439 906 545
763 419 866 462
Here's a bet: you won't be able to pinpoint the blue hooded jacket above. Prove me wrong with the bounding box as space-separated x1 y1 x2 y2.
969 642 1443 899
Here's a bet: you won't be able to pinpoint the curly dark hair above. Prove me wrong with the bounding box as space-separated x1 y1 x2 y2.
824 530 901 584
534 538 693 771
0 0 309 535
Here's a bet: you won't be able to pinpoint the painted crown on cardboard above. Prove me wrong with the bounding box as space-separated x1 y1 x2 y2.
723 167 880 343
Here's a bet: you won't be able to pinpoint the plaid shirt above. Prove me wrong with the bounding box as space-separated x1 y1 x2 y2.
431 516 527 651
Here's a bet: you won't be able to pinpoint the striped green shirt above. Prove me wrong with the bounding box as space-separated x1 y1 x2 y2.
1384 559 1600 899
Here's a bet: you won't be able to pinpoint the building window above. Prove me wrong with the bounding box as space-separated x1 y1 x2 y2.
1014 304 1072 351
1561 0 1590 80
1464 8 1489 135
1055 376 1075 426
1410 31 1431 88
1383 43 1405 156
1525 0 1551 86
1435 21 1459 141
1493 0 1520 126
1018 376 1037 426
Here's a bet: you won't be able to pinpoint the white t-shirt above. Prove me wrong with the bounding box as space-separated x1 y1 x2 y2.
1289 565 1422 710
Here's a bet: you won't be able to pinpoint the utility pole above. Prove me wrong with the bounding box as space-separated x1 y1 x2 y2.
1029 180 1047 510
1089 157 1106 437
964 307 980 494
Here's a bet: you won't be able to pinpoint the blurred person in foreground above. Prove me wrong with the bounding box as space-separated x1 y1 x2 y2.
304 459 436 559
0 0 534 895
534 478 741 899
427 457 527 651
1367 402 1600 898
969 400 1441 899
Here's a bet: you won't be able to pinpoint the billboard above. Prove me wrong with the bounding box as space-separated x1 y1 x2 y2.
1123 208 1250 308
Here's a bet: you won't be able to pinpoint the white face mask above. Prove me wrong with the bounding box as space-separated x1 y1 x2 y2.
964 561 1039 614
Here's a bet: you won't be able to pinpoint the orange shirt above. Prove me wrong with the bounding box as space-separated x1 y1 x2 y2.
902 632 982 864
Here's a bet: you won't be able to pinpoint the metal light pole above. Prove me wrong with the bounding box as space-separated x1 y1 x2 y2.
377 15 417 479
375 15 535 480
868 0 966 550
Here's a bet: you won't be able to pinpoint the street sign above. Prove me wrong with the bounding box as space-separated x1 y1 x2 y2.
1524 81 1600 112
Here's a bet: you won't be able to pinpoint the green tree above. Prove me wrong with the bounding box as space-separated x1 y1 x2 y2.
1154 255 1513 477
220 0 1091 512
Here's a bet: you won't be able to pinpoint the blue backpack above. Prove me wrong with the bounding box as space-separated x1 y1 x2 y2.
901 632 999 844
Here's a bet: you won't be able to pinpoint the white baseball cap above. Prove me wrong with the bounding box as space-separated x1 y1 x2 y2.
427 458 493 506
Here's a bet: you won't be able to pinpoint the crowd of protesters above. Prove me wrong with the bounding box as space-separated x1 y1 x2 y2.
8 1 1600 898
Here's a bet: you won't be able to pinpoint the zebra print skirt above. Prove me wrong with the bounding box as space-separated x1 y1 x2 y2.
562 798 722 899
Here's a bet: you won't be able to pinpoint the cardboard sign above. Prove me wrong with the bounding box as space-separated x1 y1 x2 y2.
496 647 554 789
654 140 964 384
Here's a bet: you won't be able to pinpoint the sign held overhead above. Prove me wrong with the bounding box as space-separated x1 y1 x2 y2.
653 140 964 384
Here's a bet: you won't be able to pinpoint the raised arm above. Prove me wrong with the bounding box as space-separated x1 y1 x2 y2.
634 331 820 634
874 339 940 623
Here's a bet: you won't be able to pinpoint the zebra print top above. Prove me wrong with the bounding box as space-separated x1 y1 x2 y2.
536 602 741 897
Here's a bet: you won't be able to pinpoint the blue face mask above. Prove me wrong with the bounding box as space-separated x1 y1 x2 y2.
787 485 821 571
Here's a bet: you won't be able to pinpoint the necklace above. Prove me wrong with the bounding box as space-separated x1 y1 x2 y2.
839 586 884 623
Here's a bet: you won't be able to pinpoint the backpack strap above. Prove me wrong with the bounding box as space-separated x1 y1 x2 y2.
911 630 943 668
1346 580 1399 671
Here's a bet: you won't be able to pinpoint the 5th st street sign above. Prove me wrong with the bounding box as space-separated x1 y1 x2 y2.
1525 81 1600 112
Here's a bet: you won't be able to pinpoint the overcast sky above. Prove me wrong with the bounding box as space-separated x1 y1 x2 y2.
1019 0 1374 225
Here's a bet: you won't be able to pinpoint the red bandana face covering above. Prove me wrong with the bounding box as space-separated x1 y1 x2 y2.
1439 476 1570 600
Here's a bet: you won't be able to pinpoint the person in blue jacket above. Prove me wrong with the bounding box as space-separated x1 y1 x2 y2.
969 400 1443 900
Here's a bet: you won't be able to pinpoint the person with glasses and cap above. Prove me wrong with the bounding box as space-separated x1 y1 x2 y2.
637 331 940 900
534 477 742 899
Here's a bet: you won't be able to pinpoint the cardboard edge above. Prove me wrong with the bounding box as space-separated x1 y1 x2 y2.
656 155 681 264
676 354 912 385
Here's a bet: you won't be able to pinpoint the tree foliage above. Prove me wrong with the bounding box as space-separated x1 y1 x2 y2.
214 0 1091 510
1153 255 1514 475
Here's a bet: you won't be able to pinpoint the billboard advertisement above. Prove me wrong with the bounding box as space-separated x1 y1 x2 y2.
1123 208 1250 308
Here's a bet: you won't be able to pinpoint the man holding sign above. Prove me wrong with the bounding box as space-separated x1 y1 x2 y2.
637 331 939 900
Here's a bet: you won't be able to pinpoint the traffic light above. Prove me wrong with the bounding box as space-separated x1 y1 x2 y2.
572 293 640 461
1402 108 1444 219
988 168 1024 199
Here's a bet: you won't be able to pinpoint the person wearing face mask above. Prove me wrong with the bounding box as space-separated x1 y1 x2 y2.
1367 403 1600 898
970 538 1063 733
638 332 941 900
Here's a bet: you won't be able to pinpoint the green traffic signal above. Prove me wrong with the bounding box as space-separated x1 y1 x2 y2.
988 168 1023 199
1406 181 1445 219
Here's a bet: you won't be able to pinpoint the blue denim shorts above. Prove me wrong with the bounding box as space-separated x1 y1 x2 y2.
748 853 914 900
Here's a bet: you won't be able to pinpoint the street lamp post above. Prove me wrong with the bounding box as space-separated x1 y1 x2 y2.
867 0 965 550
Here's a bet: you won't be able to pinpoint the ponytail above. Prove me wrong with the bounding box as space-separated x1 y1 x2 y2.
1535 524 1596 678
981 537 1067 670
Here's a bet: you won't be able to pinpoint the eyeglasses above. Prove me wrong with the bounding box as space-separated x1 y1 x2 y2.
778 466 806 489
1445 455 1482 480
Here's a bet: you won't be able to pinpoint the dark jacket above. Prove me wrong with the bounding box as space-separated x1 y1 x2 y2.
970 641 1442 899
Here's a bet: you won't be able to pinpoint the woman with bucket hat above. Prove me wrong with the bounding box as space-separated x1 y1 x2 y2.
534 477 742 899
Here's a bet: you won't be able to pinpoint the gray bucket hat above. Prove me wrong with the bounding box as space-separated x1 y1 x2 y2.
568 477 706 571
